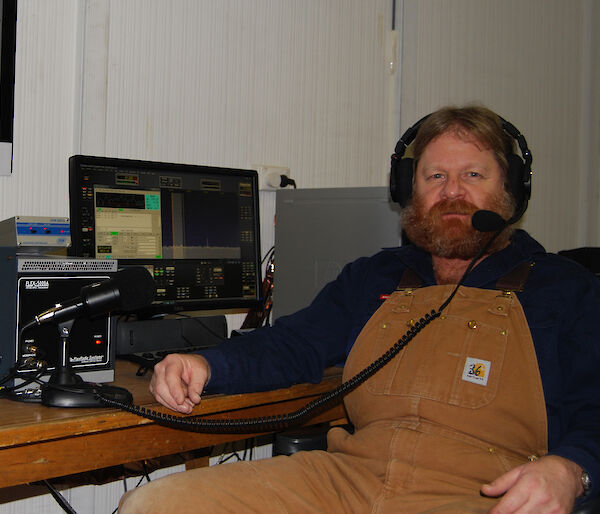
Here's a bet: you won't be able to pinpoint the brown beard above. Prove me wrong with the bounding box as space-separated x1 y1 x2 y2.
401 190 515 260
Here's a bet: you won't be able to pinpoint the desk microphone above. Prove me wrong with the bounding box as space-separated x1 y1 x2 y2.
32 266 156 327
22 267 156 408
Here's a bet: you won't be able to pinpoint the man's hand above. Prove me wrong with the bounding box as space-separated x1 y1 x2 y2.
149 353 211 413
481 455 583 513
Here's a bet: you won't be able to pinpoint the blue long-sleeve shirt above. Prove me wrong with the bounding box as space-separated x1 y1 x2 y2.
200 230 600 499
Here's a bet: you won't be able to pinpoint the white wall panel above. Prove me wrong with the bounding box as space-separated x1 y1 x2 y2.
81 0 396 189
0 0 82 221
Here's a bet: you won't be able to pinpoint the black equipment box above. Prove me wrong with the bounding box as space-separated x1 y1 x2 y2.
0 247 118 385
115 315 227 356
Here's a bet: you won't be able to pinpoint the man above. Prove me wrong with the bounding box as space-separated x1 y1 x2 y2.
120 106 599 513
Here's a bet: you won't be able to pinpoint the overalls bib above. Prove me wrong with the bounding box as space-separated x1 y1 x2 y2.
327 277 548 512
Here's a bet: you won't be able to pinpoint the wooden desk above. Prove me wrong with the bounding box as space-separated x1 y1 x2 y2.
0 361 345 489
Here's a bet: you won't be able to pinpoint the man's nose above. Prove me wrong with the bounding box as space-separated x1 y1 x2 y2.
441 176 464 199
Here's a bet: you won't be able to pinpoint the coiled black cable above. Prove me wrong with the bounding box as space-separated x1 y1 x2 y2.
97 310 440 433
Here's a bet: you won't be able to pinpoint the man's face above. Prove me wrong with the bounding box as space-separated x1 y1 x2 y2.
402 130 514 260
414 130 505 214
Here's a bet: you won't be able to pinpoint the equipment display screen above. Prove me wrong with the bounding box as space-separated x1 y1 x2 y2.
68 155 262 313
94 187 163 259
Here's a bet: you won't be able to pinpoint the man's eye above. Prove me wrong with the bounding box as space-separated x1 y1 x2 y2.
466 171 482 178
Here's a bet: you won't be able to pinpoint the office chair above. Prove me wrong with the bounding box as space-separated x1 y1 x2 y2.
575 498 600 514
273 424 330 456
558 247 600 276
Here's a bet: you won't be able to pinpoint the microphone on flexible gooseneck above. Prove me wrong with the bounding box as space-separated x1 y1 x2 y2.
471 209 508 233
31 266 156 327
437 210 509 313
27 267 156 408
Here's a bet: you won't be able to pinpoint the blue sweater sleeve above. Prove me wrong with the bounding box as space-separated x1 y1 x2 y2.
543 269 600 501
517 254 600 502
199 255 383 394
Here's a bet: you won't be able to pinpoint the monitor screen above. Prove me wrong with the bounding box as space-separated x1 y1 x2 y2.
68 155 262 313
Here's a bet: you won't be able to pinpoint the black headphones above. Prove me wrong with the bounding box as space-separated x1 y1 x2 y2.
390 113 533 224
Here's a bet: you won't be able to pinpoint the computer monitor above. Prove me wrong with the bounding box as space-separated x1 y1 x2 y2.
68 155 262 314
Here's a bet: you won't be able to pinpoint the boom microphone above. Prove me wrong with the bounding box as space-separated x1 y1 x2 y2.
438 210 509 314
472 210 508 232
32 266 156 326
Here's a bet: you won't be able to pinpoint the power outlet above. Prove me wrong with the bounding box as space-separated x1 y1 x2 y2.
255 165 292 190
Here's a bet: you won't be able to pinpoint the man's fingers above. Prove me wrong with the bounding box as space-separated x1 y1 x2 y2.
484 456 581 514
179 354 211 405
481 465 523 497
149 353 210 413
163 362 188 405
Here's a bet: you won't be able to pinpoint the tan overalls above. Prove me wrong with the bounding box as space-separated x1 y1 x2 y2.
120 274 548 513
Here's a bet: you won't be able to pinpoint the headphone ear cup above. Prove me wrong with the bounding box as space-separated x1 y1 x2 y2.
506 153 526 214
390 157 414 207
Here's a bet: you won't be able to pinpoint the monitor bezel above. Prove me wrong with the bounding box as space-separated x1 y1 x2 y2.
68 154 263 314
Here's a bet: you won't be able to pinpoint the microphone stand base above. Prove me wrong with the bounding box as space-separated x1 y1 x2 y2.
41 321 133 407
41 370 133 408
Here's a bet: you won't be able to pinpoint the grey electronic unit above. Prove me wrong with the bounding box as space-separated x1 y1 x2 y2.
0 215 71 249
0 242 118 384
273 187 402 320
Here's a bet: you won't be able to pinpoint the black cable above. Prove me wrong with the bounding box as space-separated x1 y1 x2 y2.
242 438 250 461
0 359 48 403
0 325 49 402
437 224 505 313
174 314 226 343
261 251 275 327
279 175 297 188
141 460 152 483
111 462 153 514
262 245 275 265
0 366 24 388
0 326 35 387
218 451 242 464
0 365 47 392
97 309 439 433
43 480 78 514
